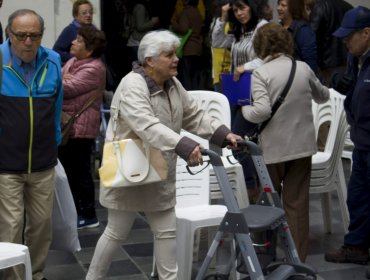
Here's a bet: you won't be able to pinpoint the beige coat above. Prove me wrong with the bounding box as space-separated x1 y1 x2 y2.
242 55 330 164
100 71 227 211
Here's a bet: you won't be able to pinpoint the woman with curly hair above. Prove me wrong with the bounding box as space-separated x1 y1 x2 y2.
242 22 329 261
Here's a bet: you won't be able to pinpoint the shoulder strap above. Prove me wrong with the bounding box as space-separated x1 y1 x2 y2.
258 58 297 133
69 93 101 122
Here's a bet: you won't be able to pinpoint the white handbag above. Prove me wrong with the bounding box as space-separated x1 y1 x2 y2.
99 138 168 188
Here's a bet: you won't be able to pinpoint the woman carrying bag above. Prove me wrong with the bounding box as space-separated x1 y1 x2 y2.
86 30 241 280
58 26 107 230
241 22 329 261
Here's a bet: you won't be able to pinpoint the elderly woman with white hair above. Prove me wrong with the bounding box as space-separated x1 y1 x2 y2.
86 30 240 280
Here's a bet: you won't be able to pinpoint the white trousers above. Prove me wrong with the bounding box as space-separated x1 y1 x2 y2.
86 207 177 280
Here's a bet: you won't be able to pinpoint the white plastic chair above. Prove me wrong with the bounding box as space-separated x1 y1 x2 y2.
151 132 227 280
310 90 349 233
175 132 227 280
341 132 353 170
188 90 249 208
0 242 32 280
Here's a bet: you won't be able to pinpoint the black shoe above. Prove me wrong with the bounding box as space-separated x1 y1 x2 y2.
366 266 370 279
325 245 369 265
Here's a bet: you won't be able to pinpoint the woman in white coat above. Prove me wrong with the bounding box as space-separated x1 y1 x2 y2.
242 22 329 261
86 30 240 280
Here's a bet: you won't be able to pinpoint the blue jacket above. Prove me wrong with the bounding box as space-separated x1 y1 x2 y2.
342 51 370 151
288 20 319 75
53 20 80 64
0 39 63 173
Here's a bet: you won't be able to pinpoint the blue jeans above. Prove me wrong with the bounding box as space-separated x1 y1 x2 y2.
344 148 370 247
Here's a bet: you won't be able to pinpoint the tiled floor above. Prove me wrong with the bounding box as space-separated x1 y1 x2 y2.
42 159 370 280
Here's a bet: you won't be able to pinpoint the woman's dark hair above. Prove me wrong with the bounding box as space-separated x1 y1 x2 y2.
227 0 259 41
78 26 107 58
253 22 294 59
288 0 308 21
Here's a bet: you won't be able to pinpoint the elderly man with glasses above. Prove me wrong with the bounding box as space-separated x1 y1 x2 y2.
0 9 63 280
53 0 95 64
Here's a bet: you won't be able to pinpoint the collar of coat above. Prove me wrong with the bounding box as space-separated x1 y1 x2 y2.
132 61 174 94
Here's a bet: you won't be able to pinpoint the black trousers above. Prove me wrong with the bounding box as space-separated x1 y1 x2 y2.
58 138 96 219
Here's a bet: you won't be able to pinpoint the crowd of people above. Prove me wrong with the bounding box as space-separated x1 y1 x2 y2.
0 0 370 279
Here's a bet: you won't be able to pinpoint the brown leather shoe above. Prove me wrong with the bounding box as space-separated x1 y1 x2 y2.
325 245 369 264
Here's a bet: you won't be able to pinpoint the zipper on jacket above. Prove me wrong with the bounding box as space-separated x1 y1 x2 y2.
5 60 48 173
28 90 34 174
27 60 47 173
39 63 48 87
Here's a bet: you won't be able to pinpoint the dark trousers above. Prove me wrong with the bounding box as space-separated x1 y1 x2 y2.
177 55 201 90
344 148 370 248
232 108 258 189
58 138 96 219
267 156 311 262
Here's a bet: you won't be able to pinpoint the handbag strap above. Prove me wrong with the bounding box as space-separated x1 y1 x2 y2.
67 93 101 124
258 58 297 133
110 100 152 175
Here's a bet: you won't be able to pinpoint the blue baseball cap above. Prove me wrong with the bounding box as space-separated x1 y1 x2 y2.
333 6 370 38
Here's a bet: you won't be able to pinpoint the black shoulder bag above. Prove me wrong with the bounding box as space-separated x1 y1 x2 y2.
248 58 297 142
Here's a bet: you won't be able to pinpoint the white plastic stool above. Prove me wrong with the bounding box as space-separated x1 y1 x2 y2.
0 242 32 280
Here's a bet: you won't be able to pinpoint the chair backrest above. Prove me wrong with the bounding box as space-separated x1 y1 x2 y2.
175 132 210 208
325 89 345 153
332 112 350 168
188 90 231 129
188 90 232 157
312 99 331 139
312 89 345 153
312 110 349 181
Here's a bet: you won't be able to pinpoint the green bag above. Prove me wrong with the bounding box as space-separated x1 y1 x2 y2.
170 27 192 58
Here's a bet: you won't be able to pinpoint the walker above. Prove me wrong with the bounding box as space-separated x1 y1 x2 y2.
195 140 316 280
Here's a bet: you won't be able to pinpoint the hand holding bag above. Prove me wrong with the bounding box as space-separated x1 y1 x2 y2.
99 138 168 188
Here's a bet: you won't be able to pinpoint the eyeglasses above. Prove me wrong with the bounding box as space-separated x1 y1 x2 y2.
79 10 93 16
9 29 43 41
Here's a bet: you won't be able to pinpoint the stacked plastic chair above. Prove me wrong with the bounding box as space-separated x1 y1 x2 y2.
175 132 228 280
310 89 350 233
188 90 249 208
151 132 228 280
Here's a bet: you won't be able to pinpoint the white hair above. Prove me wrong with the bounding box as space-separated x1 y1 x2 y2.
138 30 180 64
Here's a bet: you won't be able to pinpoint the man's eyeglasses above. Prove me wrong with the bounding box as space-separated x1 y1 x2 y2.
79 10 93 16
9 29 43 41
